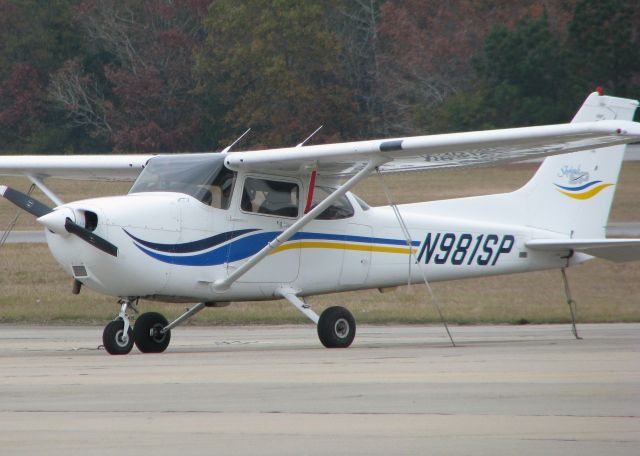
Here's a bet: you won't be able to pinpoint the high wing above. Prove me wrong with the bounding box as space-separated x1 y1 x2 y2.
0 154 155 181
527 239 640 263
0 124 639 182
1 93 640 182
223 120 640 178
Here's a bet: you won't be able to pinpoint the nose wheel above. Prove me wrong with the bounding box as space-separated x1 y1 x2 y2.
102 320 134 355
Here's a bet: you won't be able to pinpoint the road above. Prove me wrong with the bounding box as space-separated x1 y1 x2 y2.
0 324 638 455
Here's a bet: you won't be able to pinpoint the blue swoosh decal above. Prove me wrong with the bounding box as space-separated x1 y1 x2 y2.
123 228 258 253
554 180 602 192
134 231 279 266
130 229 420 266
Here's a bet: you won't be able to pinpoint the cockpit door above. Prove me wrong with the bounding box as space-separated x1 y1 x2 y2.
227 174 300 283
339 223 372 285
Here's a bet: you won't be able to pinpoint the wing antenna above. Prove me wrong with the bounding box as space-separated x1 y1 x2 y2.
221 128 251 154
296 125 323 148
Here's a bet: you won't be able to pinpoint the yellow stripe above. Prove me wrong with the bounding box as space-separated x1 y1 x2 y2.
557 183 614 200
272 241 416 255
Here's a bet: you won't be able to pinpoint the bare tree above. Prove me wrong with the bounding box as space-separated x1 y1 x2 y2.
48 59 112 138
51 0 207 151
336 0 387 136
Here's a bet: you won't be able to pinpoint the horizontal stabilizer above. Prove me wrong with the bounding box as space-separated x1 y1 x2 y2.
526 238 640 262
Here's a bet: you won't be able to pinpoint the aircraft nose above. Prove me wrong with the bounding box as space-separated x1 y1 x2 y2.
37 208 75 235
38 205 119 257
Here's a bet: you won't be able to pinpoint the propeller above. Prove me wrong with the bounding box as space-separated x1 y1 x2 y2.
1 185 118 257
0 185 52 217
64 217 118 257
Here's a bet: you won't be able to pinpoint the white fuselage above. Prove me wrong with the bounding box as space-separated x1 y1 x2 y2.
44 179 584 304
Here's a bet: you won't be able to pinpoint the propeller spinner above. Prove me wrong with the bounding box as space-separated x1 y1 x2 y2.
0 185 118 257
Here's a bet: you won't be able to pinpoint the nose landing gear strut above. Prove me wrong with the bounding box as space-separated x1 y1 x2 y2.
102 297 138 355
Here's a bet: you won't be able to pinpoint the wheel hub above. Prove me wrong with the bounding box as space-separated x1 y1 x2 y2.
334 318 349 338
115 329 129 347
150 324 166 343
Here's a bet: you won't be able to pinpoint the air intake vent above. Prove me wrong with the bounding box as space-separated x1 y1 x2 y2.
84 211 98 232
72 265 88 278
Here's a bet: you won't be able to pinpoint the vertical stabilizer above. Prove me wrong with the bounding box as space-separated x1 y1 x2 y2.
515 92 638 238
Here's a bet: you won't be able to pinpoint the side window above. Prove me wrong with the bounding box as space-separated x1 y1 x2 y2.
203 168 236 209
311 186 354 220
241 177 299 218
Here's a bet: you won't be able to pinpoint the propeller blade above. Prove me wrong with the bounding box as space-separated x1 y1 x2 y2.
0 185 53 217
64 217 118 257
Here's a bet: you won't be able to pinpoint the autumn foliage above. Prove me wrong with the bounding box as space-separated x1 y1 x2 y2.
0 0 638 153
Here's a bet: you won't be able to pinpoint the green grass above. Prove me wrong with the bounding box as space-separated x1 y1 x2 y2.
1 162 640 324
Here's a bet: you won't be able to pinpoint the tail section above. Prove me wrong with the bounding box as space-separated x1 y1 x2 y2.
414 92 639 240
514 92 638 238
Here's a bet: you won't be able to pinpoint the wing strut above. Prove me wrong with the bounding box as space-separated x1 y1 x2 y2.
27 174 63 206
213 160 383 292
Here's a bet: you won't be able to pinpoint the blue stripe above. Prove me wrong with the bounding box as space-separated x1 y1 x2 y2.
291 231 420 247
130 229 419 266
124 228 258 253
554 180 602 192
134 231 279 266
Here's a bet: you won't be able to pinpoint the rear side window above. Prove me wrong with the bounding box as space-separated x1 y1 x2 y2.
241 177 299 217
310 186 354 220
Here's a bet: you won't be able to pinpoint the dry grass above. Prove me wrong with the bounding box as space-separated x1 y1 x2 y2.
1 243 639 325
1 162 639 324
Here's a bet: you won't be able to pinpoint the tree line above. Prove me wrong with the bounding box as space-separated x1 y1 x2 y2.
0 0 638 154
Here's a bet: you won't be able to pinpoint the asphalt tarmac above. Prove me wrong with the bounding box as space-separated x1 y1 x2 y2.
0 324 638 455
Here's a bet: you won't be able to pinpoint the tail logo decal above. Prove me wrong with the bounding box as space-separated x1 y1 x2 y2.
554 180 614 200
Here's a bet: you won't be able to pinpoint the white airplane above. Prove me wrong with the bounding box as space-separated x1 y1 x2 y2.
2 91 640 354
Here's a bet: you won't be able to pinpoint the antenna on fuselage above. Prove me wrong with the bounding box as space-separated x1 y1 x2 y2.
221 128 251 154
296 125 323 147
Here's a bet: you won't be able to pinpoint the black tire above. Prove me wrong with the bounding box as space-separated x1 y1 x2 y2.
103 320 134 355
317 306 356 348
133 312 171 353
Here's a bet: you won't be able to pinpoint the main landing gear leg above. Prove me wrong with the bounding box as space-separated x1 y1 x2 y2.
134 302 214 354
103 297 138 355
561 268 582 340
279 290 356 348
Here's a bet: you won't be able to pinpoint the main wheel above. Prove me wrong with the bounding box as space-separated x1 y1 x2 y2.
103 320 134 355
133 312 171 353
317 306 356 348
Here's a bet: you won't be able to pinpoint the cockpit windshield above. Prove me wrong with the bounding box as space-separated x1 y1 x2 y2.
129 154 236 209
